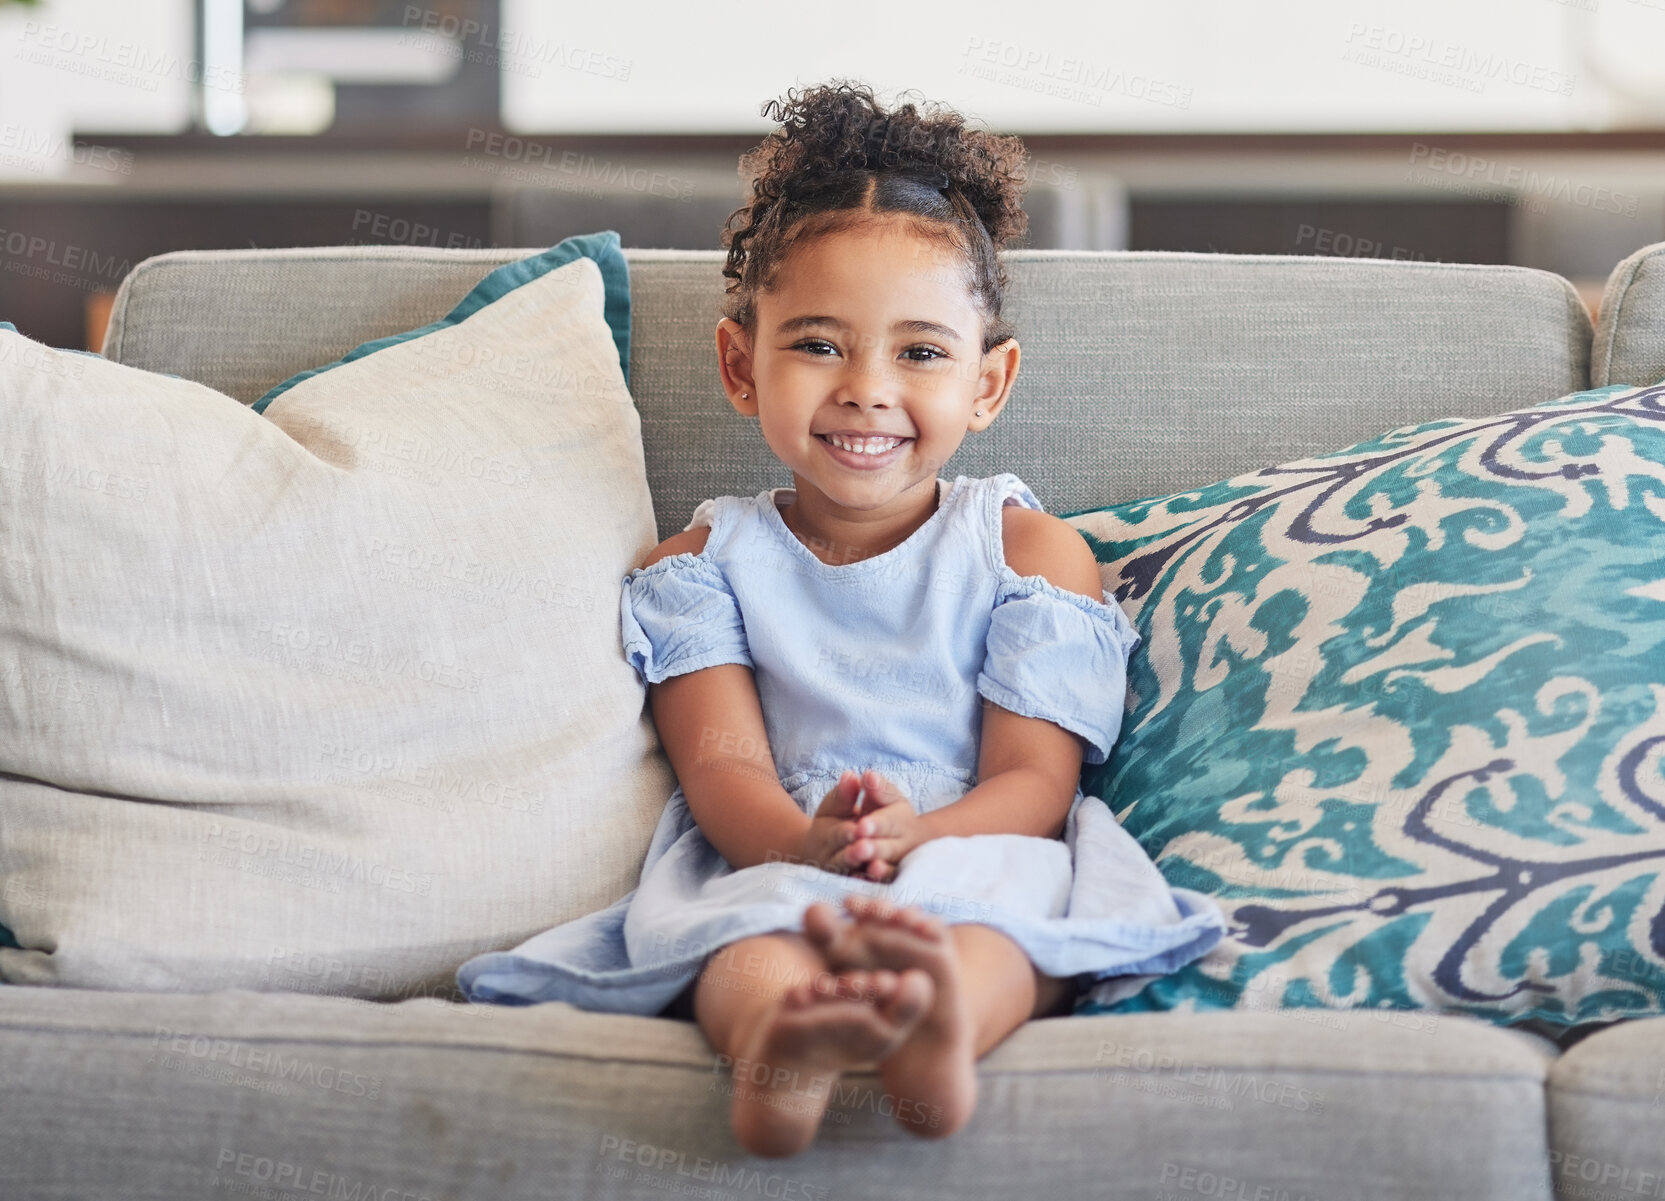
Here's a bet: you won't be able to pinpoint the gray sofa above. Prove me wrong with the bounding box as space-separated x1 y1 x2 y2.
4 240 1665 1201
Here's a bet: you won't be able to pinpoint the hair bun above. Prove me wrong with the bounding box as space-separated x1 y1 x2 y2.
722 80 1030 354
742 80 1027 248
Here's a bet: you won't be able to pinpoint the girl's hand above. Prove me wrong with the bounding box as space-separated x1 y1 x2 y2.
841 770 928 883
798 770 869 875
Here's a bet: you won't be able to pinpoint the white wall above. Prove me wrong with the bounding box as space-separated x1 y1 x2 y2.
1 0 194 179
2 0 1662 157
4 0 194 130
498 0 1665 133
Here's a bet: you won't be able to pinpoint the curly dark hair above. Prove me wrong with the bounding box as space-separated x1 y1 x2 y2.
721 80 1029 354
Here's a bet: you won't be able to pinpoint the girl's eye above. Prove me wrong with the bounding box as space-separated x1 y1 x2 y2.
789 340 946 362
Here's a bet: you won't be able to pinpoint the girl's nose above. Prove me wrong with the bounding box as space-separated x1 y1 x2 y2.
832 359 900 408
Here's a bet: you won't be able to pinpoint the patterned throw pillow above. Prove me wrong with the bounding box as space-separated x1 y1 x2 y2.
1064 382 1665 1030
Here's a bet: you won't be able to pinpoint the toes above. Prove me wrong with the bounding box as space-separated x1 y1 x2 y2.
880 905 917 928
884 968 934 1024
857 970 897 1003
824 969 901 1005
806 970 861 1004
902 909 946 941
870 903 942 940
802 901 845 950
847 970 889 1002
845 894 896 923
853 898 940 937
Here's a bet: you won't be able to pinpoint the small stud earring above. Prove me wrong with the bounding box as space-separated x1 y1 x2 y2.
976 410 984 417
741 391 749 399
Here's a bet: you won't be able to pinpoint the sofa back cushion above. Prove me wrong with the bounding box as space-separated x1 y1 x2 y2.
1593 241 1665 390
105 247 1592 532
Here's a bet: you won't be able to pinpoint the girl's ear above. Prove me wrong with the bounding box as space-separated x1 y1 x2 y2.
971 338 1021 430
716 319 758 417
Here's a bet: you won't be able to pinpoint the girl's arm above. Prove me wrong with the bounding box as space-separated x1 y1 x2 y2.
854 507 1104 868
633 528 819 871
632 533 859 872
924 507 1104 841
646 662 815 870
916 703 1084 842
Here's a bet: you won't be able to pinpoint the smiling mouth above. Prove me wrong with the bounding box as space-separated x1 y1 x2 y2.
814 433 913 470
814 434 913 454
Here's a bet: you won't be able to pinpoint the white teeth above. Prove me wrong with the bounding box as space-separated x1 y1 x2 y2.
825 435 904 455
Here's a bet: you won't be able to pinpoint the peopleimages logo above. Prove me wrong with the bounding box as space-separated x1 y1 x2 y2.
1407 144 1639 216
461 130 694 201
0 126 133 175
211 1148 426 1201
959 36 1193 109
1342 23 1576 96
1095 1038 1330 1113
200 818 434 896
18 21 245 93
150 1027 382 1100
401 6 632 81
594 1135 829 1200
0 226 132 275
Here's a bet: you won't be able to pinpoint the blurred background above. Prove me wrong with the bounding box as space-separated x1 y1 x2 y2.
1 0 1662 351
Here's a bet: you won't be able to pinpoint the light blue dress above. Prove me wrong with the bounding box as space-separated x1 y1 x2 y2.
456 473 1225 1015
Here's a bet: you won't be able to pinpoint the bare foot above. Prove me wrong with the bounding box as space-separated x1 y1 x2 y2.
804 896 978 1139
728 967 931 1158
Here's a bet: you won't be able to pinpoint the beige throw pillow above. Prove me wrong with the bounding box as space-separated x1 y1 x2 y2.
0 236 674 999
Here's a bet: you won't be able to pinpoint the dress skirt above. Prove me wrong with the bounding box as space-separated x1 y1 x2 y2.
456 765 1225 1016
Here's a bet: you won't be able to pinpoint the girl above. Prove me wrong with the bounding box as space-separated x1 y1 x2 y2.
457 79 1224 1160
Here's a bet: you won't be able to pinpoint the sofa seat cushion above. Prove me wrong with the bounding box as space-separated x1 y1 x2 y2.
1547 1017 1665 1201
0 986 1558 1200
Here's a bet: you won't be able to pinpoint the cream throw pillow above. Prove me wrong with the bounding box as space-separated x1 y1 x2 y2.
0 234 674 999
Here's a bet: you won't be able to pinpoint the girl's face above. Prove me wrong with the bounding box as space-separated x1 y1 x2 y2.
716 218 1019 521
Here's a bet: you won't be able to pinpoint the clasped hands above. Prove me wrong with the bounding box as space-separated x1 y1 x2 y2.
799 769 929 883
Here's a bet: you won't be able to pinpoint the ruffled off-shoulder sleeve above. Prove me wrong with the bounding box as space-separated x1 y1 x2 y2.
976 572 1142 765
619 553 752 686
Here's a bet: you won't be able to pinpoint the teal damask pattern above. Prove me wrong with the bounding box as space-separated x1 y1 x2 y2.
1066 383 1665 1028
